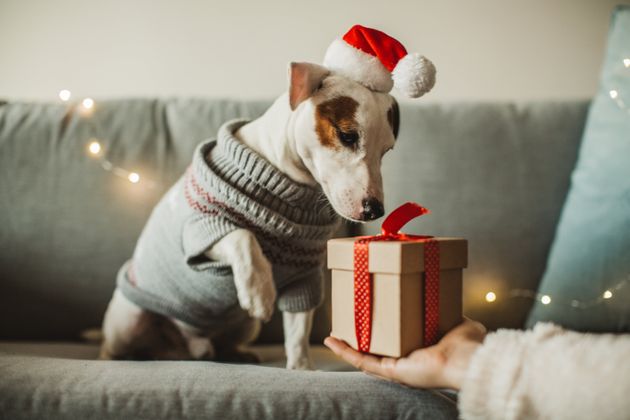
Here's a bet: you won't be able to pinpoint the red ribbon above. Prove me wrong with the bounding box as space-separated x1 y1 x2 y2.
353 202 440 352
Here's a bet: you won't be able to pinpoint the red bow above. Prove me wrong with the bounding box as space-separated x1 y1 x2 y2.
353 202 440 352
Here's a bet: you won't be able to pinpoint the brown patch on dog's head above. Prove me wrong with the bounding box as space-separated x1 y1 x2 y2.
387 99 400 139
315 96 359 149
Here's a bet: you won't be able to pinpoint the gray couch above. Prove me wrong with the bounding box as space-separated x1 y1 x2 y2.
0 98 588 419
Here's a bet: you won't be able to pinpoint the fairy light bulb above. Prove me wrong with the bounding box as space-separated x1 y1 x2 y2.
59 89 72 102
88 140 101 155
609 90 619 99
485 291 497 303
128 172 140 184
82 98 95 109
541 295 551 305
603 290 613 299
624 58 630 68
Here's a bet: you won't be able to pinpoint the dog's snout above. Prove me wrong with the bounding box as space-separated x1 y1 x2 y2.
361 198 384 221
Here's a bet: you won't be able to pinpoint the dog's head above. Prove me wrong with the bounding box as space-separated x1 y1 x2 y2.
288 62 399 222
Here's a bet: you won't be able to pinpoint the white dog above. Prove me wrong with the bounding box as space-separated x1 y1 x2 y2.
100 25 435 369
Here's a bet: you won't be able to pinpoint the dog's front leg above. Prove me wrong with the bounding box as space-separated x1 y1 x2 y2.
283 310 315 370
206 229 276 321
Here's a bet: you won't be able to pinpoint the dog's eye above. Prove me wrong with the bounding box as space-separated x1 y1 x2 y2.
337 130 359 146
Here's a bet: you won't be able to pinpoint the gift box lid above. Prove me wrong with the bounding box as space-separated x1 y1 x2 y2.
327 237 467 274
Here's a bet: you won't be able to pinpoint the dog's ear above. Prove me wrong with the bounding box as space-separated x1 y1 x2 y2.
288 62 329 111
387 97 400 139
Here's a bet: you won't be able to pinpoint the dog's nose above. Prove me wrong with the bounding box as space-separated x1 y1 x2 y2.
361 198 384 221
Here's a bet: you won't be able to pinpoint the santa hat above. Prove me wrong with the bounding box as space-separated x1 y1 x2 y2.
323 25 436 98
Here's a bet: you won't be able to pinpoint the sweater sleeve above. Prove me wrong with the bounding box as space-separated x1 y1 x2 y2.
277 265 324 312
458 322 630 420
181 214 238 270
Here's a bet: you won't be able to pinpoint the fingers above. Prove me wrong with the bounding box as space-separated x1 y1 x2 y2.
324 318 486 391
324 337 400 383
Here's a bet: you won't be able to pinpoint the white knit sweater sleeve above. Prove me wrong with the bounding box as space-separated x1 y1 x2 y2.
458 322 630 420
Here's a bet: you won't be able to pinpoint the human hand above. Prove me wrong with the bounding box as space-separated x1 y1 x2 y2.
324 318 486 390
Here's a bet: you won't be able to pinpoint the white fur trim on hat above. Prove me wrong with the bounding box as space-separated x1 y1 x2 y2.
323 39 394 93
392 53 436 98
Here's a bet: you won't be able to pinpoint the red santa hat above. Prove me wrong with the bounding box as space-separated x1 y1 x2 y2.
323 25 436 98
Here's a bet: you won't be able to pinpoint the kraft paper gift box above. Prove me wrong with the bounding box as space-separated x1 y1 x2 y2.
327 203 467 358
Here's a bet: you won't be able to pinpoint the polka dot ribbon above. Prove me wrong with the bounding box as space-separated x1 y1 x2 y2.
353 202 440 352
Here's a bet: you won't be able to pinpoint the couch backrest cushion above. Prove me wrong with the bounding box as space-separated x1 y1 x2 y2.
0 98 587 341
360 101 588 330
0 99 269 340
527 6 630 332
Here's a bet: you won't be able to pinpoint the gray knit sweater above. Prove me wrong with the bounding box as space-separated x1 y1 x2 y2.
118 119 339 328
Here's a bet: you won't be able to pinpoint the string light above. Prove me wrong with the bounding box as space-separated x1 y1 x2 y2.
88 140 101 155
59 93 159 188
79 97 95 117
608 90 627 112
59 89 72 102
85 140 153 187
128 172 140 184
82 98 94 109
484 276 629 309
607 58 630 114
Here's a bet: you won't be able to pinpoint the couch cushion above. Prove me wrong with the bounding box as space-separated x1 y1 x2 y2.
0 344 458 420
0 98 587 340
0 98 348 343
0 342 355 371
527 6 630 332
360 101 588 329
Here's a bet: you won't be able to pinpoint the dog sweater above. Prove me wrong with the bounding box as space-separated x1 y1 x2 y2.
117 119 339 328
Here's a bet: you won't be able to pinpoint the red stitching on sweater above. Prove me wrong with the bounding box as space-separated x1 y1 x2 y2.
184 171 219 216
182 170 325 266
185 179 327 265
184 171 325 268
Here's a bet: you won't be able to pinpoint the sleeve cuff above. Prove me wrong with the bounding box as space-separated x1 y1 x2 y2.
458 328 529 420
182 215 237 270
277 266 324 312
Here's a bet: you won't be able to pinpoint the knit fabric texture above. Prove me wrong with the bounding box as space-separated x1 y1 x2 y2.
118 119 339 328
458 323 630 419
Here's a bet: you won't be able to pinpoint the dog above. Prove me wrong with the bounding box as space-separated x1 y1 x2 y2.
100 25 435 369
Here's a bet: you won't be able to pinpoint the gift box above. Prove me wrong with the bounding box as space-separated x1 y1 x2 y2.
327 203 467 357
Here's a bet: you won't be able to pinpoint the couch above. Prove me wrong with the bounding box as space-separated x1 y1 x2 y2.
0 97 588 419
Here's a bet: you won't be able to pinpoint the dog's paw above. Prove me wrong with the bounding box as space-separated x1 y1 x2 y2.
187 336 216 360
286 356 315 370
240 297 275 322
236 260 277 322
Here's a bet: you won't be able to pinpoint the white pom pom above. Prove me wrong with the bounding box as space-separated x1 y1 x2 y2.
392 53 436 98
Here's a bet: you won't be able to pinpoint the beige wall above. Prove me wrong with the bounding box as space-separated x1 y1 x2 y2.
0 0 626 102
